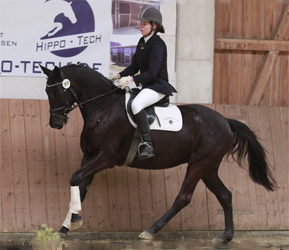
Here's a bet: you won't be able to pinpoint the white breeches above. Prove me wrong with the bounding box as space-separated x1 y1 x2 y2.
131 88 165 115
62 186 81 229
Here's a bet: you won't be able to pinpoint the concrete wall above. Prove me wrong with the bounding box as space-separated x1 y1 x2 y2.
175 0 215 103
160 0 177 103
0 76 47 99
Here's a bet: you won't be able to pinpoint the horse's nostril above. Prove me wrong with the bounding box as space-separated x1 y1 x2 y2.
56 123 63 129
50 123 63 130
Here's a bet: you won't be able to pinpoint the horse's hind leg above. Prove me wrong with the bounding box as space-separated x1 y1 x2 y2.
202 166 234 242
139 162 207 239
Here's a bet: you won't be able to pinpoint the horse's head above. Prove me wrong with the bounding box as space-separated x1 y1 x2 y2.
65 2 77 24
41 64 119 129
41 65 75 129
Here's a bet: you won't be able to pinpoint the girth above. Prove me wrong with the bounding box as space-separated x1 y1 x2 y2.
127 88 170 125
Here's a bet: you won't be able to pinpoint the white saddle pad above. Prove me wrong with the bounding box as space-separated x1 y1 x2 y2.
125 92 183 132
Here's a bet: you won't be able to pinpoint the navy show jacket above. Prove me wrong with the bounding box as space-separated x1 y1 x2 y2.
119 33 173 96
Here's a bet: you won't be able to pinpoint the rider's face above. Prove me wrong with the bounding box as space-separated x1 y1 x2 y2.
140 21 155 37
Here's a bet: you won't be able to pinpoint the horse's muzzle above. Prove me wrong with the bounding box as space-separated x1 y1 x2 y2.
50 113 69 129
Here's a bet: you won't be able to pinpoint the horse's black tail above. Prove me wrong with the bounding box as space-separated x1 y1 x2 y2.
227 119 277 192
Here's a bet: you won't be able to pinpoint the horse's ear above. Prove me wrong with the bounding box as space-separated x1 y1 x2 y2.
53 66 62 78
40 65 52 77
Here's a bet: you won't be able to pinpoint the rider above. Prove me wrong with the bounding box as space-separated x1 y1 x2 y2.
110 7 174 160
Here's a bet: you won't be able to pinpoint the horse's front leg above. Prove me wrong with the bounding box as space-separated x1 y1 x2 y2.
48 23 63 37
59 152 115 235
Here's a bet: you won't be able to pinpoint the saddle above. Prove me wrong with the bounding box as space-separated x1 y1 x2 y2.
127 88 170 125
123 87 183 166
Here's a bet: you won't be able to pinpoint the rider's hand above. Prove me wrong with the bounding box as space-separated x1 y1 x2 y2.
113 80 120 87
108 73 120 81
119 76 133 87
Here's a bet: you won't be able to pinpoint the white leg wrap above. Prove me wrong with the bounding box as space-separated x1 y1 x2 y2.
69 186 81 213
62 186 81 229
62 212 72 229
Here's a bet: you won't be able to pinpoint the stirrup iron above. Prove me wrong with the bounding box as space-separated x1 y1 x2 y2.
138 142 155 160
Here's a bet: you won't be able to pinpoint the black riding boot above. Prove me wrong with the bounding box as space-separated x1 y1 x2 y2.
134 110 155 160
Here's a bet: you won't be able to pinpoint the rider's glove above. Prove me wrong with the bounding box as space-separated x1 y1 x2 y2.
118 76 133 87
113 80 120 87
108 73 120 81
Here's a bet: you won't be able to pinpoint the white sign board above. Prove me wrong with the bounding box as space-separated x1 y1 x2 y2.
0 0 112 77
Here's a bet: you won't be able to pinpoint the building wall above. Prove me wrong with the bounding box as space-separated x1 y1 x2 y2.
214 0 289 107
175 0 215 103
1 100 288 232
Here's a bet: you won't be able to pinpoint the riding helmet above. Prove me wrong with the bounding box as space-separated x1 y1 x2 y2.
136 7 162 24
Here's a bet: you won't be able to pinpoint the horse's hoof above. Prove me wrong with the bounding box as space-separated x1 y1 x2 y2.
138 231 154 240
212 234 233 243
58 226 69 237
71 215 83 230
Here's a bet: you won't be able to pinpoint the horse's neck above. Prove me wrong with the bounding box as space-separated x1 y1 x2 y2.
71 72 117 109
78 83 121 122
78 78 114 98
64 68 111 96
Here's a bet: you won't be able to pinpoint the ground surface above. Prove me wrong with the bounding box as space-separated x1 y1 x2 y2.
1 231 289 250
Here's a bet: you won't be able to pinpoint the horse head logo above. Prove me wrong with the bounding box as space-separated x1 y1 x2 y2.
39 0 95 57
42 0 77 38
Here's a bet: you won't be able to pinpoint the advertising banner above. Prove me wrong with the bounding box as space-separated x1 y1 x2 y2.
0 0 174 100
0 0 112 77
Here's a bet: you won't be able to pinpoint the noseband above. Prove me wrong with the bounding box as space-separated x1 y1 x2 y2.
46 79 118 117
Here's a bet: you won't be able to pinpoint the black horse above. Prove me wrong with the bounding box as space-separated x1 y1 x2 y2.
40 64 277 242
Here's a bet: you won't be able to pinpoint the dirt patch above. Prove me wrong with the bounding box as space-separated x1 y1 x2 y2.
1 231 289 249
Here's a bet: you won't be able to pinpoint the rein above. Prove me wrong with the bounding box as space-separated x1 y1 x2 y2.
47 80 119 115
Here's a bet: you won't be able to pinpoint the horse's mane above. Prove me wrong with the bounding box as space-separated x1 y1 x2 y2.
61 64 105 78
61 64 114 87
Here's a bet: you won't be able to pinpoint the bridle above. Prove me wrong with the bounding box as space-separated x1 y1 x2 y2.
46 79 119 118
47 81 80 116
